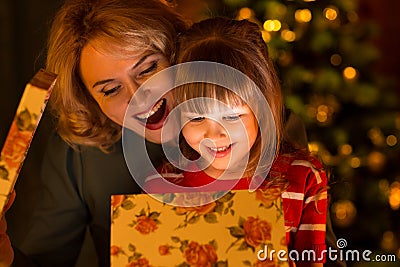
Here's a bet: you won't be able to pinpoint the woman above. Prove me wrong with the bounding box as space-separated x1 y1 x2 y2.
12 0 189 266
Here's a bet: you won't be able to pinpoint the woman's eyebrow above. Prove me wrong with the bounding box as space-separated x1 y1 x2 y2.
92 79 114 89
132 53 151 70
91 54 152 89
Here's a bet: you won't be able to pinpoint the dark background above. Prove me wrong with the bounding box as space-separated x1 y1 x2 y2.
1 0 399 266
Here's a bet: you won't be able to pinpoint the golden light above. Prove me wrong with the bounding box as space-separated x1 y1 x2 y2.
281 29 296 42
386 135 398 146
295 9 312 23
263 20 281 32
343 66 358 80
332 200 357 227
349 157 361 168
308 142 319 153
238 7 253 20
316 113 327 123
389 181 400 210
368 127 385 146
339 144 352 155
330 54 342 66
324 6 338 21
367 151 386 172
261 30 271 42
381 231 397 251
320 151 332 165
316 104 329 123
306 106 316 119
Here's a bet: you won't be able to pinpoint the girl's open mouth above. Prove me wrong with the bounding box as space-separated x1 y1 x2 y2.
207 143 234 158
134 98 169 130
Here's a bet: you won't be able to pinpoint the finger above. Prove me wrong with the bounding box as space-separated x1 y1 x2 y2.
0 234 14 267
0 216 14 267
3 191 16 213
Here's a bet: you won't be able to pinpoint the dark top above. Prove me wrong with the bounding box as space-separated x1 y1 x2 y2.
16 131 162 267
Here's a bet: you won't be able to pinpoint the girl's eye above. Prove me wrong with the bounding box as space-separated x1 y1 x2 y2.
190 116 205 122
139 62 158 76
102 85 121 97
223 115 241 121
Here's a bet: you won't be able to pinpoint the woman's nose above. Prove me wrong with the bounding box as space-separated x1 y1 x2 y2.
127 83 151 108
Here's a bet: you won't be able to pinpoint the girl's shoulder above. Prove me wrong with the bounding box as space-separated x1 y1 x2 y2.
269 149 327 185
272 149 325 172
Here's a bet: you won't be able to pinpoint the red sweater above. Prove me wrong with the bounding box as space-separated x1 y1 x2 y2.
144 151 328 266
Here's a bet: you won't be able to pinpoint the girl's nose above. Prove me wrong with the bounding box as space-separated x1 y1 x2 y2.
204 119 228 138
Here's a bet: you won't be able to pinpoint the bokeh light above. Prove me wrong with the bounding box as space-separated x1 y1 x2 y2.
343 66 358 80
324 6 338 21
332 200 357 227
295 9 312 23
263 19 281 32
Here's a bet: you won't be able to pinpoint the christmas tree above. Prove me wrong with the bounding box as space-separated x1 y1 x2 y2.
183 0 400 265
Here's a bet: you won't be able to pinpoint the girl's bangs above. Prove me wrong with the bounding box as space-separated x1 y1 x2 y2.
175 82 249 114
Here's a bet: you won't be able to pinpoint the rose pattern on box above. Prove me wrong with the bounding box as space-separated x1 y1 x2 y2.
110 190 289 267
0 69 56 213
0 109 36 176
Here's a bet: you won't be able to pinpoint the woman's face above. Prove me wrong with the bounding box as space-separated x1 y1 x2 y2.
80 42 173 143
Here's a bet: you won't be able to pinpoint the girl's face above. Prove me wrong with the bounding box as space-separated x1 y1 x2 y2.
80 42 173 144
181 103 258 178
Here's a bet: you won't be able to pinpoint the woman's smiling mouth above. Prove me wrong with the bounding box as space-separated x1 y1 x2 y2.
134 98 169 130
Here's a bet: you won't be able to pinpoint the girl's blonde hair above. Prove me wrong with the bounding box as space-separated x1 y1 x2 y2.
174 17 284 177
46 0 189 151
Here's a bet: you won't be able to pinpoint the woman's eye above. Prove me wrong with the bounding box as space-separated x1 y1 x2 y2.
139 62 158 76
190 116 205 122
102 85 121 97
223 115 241 121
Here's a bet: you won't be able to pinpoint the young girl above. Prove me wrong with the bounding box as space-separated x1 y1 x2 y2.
144 17 327 267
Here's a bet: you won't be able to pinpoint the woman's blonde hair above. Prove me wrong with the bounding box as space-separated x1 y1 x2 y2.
174 17 284 177
46 0 189 151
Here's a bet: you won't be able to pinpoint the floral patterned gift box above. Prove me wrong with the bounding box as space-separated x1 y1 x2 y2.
110 190 289 267
0 69 56 213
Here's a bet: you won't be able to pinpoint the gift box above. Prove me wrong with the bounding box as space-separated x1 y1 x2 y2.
0 69 56 213
111 190 289 267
